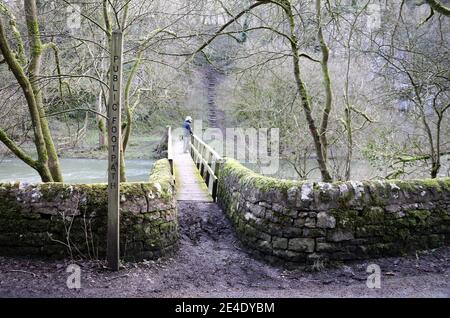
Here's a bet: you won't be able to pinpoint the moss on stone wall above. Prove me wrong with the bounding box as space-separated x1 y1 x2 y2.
149 158 175 201
221 159 301 192
218 158 450 266
0 159 178 261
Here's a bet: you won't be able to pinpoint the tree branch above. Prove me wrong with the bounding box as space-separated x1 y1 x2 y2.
60 0 109 35
0 1 26 65
394 151 450 164
0 128 39 170
350 106 376 123
43 108 108 120
425 0 450 17
33 74 109 89
192 1 270 56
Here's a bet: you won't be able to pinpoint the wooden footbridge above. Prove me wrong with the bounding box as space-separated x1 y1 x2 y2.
166 127 223 203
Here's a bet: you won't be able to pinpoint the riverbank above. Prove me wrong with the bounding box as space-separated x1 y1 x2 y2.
0 158 155 183
61 134 162 161
0 128 163 161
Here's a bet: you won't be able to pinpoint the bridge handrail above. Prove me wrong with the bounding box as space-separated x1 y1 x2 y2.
191 133 222 160
190 133 223 201
167 126 174 174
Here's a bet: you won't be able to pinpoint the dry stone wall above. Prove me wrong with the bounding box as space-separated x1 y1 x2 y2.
217 159 450 265
0 159 178 261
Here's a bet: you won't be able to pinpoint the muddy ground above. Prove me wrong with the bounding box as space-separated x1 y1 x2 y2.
0 201 449 298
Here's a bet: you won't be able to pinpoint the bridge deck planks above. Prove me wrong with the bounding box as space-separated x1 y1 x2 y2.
173 138 213 202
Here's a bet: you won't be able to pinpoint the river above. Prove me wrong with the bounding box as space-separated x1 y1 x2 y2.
1 156 448 184
0 158 155 184
244 156 450 181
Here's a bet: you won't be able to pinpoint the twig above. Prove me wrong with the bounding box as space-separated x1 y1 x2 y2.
107 274 130 281
42 108 109 120
6 270 37 277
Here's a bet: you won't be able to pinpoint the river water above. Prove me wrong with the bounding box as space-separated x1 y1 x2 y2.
244 156 450 181
0 158 155 184
1 156 448 184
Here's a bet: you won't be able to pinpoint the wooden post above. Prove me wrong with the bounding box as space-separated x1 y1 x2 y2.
204 151 211 184
190 135 194 159
107 30 123 271
167 126 173 175
212 159 222 202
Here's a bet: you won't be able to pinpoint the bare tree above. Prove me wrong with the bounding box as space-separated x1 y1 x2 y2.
0 0 63 182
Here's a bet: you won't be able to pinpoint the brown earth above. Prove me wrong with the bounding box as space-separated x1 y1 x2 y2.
0 201 449 298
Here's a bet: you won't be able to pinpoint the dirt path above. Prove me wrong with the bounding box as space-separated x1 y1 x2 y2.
0 201 449 298
203 66 226 131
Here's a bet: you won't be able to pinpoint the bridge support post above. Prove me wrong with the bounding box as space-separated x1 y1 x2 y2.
167 126 173 175
212 159 223 202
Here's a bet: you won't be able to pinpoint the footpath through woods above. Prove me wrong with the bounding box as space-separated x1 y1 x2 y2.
1 64 449 298
0 96 449 299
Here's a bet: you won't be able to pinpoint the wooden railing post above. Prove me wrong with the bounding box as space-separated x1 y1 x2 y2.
199 143 205 176
167 126 173 175
204 151 212 186
189 133 223 201
212 159 223 202
189 135 195 160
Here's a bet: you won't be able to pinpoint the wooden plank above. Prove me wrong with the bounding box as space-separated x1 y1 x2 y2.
173 138 213 202
171 131 224 202
186 133 224 201
107 30 123 272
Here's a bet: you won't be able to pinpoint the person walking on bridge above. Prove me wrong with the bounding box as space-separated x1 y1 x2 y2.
183 116 193 153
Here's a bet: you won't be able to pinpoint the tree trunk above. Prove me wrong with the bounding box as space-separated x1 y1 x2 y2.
344 108 353 180
122 51 142 154
119 146 127 182
97 90 107 149
316 0 333 163
0 11 53 182
431 115 443 179
283 1 333 182
24 0 63 182
425 0 450 16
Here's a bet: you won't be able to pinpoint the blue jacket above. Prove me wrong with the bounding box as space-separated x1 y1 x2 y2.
183 121 192 136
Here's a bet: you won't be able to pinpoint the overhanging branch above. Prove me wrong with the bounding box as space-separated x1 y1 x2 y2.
0 128 39 170
425 0 450 17
43 108 109 120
